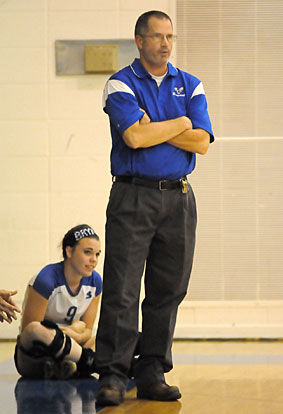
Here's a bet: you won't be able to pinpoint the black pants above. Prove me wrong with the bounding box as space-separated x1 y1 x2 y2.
96 180 197 390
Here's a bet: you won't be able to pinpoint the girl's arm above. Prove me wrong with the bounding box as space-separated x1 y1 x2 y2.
21 286 48 330
61 294 101 346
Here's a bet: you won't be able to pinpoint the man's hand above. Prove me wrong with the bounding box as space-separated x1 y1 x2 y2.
168 128 210 154
185 117 193 130
0 290 21 324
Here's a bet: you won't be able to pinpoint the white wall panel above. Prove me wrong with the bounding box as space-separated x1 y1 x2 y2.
0 49 46 84
49 192 108 232
48 0 119 10
0 231 48 266
48 11 119 44
120 0 170 10
0 12 46 47
49 120 111 156
176 301 283 338
0 0 45 10
0 122 48 156
48 79 106 120
0 158 48 193
49 156 110 193
0 85 47 120
1 264 41 300
0 194 48 230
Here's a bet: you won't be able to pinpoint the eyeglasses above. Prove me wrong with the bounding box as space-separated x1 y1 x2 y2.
140 33 177 43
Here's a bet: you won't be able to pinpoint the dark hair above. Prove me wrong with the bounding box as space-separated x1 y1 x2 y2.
134 10 173 36
62 224 99 259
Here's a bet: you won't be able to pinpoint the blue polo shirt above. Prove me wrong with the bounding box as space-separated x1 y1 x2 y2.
103 58 214 180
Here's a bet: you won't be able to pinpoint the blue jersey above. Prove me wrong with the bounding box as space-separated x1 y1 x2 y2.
103 58 214 180
22 262 102 328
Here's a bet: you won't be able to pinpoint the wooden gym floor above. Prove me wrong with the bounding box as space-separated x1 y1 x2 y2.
1 339 283 413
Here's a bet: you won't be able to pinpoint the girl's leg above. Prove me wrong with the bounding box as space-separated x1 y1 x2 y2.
20 320 82 361
19 321 97 377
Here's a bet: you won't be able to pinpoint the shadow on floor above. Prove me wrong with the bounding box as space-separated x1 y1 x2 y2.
1 358 136 413
15 376 99 413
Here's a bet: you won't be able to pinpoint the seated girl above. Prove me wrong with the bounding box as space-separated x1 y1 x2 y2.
14 224 102 379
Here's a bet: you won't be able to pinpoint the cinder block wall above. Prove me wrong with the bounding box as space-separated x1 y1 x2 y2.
0 0 175 338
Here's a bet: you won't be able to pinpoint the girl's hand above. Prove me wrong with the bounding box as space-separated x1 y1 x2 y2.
60 325 81 342
69 320 86 333
60 321 88 344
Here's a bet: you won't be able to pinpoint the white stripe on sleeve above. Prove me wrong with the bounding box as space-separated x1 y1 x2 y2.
102 79 135 108
191 82 205 99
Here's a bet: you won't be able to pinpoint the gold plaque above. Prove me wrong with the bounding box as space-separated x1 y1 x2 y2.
84 44 118 73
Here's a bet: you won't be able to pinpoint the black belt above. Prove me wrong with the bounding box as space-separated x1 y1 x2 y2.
113 175 187 191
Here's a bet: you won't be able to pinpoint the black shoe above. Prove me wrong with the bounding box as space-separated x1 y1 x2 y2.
76 348 96 376
137 381 181 401
95 385 124 406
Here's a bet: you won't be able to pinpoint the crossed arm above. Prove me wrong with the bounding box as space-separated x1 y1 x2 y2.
22 286 100 347
60 295 100 347
122 110 210 155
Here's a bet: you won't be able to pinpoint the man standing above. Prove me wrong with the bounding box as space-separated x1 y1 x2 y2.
96 10 214 406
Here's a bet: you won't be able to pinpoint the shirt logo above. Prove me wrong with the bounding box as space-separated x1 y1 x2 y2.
86 291 92 299
173 87 185 97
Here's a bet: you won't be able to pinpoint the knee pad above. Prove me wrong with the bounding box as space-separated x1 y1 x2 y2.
31 319 71 361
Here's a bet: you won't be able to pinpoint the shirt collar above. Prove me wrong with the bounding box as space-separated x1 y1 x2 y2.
130 58 178 79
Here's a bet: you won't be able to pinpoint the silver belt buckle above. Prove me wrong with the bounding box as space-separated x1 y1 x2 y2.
158 180 167 190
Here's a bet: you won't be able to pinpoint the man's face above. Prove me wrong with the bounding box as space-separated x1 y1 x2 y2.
136 16 173 71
